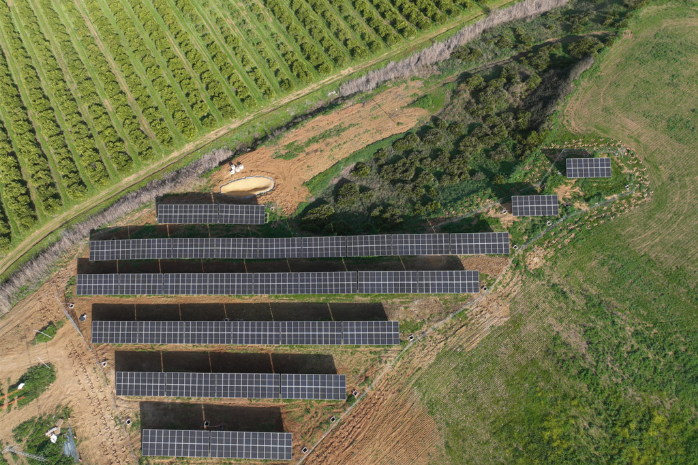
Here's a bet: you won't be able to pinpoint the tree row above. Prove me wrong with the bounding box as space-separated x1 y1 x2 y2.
79 0 174 146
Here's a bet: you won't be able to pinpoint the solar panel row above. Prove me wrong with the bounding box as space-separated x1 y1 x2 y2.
78 271 479 295
91 320 401 346
511 195 560 217
76 272 357 295
142 429 292 460
89 233 510 261
566 157 612 179
157 204 266 225
116 372 345 400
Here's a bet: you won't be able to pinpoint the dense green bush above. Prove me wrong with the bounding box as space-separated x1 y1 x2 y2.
568 36 604 58
10 363 56 407
352 162 371 177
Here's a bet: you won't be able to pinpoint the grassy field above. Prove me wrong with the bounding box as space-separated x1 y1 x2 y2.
412 2 698 462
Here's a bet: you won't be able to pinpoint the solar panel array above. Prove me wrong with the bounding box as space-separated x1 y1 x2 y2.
92 320 400 346
142 430 292 460
76 272 357 295
566 157 612 178
357 271 479 294
89 233 511 261
116 372 345 400
157 204 265 224
511 195 559 217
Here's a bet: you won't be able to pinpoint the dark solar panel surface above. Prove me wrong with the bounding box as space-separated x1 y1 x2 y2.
209 431 292 460
345 235 393 257
342 321 401 345
278 321 342 345
566 157 612 178
157 204 218 224
76 274 119 295
230 321 279 345
141 430 209 458
419 270 479 293
120 274 163 295
115 371 166 397
450 232 510 255
393 234 450 255
218 204 265 225
357 271 479 294
280 374 346 400
302 236 346 258
511 195 559 217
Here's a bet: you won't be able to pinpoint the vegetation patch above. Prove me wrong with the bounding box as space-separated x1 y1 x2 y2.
5 363 56 408
31 320 65 345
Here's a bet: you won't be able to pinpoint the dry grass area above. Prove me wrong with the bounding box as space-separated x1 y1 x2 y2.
209 82 430 213
563 6 698 272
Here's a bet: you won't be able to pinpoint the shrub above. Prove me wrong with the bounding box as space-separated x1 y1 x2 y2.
352 162 371 177
302 204 335 231
568 37 604 59
336 182 360 207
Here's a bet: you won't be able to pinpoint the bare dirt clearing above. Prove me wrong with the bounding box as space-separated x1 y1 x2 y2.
210 82 430 213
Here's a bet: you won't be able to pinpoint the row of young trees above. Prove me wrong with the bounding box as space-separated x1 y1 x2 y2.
48 0 156 162
288 0 348 65
172 0 273 102
126 0 215 129
351 0 403 44
365 0 419 37
304 0 371 58
13 0 134 176
148 0 236 119
265 0 335 74
100 0 197 139
326 0 382 53
79 0 173 146
0 3 63 213
244 2 314 84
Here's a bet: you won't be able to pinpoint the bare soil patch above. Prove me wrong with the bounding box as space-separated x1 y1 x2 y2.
459 255 510 277
525 246 548 270
209 82 430 213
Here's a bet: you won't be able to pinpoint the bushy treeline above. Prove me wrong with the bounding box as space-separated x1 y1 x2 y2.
35 0 155 163
0 6 63 213
76 0 173 146
13 0 134 175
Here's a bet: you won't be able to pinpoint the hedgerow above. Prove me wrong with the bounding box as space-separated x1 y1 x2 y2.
36 0 156 162
13 0 134 174
0 5 64 212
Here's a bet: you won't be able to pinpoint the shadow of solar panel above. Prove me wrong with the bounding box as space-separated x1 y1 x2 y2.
230 321 279 345
120 274 163 295
89 240 132 261
278 321 342 345
142 430 210 458
138 321 186 344
219 204 265 224
216 373 280 399
356 271 419 293
297 272 357 294
511 195 559 217
257 238 303 259
566 157 612 178
342 321 400 345
183 321 231 344
76 274 119 295
302 236 346 258
116 372 166 397
157 204 219 224
280 374 346 400
210 431 292 460
419 270 479 293
450 232 510 255
393 234 450 255
346 235 393 257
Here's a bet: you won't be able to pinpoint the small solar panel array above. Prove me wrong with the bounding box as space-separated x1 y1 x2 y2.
89 233 511 261
77 271 479 296
157 204 266 224
142 429 292 460
116 371 346 400
511 195 560 217
566 157 612 178
92 320 401 346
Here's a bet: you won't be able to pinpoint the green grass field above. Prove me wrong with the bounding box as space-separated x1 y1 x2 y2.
412 3 698 462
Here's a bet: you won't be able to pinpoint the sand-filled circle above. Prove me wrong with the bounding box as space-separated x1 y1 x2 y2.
220 176 274 198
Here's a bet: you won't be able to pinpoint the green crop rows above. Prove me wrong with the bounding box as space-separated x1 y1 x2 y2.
0 0 492 252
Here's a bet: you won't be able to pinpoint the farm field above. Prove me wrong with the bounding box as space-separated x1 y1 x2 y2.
0 0 504 260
